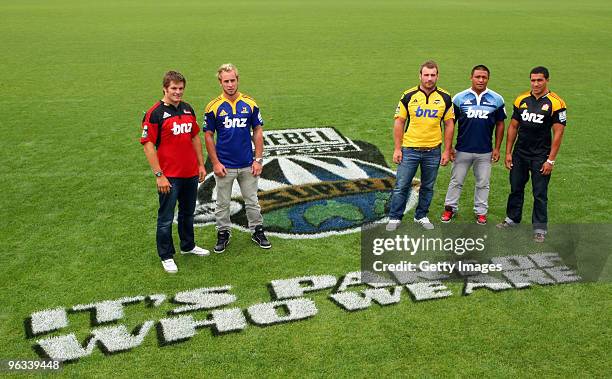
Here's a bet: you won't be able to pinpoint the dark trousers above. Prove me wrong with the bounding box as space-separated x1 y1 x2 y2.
157 176 198 260
505 154 551 232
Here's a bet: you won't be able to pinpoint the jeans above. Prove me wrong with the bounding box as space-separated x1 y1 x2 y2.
156 176 198 260
444 151 492 215
388 147 441 220
505 154 551 233
214 167 263 232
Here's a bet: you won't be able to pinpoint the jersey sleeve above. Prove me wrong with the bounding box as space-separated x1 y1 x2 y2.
494 94 507 122
140 109 159 146
203 110 216 133
252 105 263 128
511 104 521 121
453 104 461 120
443 94 455 121
452 93 461 108
394 95 408 119
551 95 567 126
552 107 567 126
191 121 200 136
495 104 507 122
511 95 524 121
187 105 200 136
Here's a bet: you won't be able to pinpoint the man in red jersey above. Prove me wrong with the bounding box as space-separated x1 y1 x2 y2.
141 71 209 273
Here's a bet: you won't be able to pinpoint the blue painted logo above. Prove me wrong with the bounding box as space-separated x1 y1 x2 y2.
194 127 419 238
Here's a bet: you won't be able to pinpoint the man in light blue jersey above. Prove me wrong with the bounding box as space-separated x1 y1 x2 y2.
440 65 506 225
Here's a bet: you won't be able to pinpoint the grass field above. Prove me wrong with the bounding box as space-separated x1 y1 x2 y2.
1 0 611 377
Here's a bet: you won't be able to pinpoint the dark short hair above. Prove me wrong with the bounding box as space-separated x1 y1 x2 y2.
471 64 490 76
419 60 438 74
162 71 186 88
530 66 549 79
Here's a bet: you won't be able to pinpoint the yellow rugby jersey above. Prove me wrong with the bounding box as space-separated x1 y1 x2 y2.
394 86 454 147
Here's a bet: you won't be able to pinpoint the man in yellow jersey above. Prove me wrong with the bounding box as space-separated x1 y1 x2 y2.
497 66 567 243
386 60 455 231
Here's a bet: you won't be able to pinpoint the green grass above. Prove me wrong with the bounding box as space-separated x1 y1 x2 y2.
1 0 611 377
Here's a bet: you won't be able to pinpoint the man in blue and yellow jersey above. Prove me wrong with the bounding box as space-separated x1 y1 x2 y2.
203 63 271 253
497 66 567 243
387 60 455 231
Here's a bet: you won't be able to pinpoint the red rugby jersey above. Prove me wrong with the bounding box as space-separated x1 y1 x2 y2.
140 100 200 178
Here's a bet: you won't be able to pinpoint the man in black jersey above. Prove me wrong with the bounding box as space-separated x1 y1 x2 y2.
497 66 567 243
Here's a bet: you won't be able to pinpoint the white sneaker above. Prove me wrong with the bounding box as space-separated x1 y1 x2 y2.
414 216 434 230
161 259 178 273
386 219 401 231
181 245 210 256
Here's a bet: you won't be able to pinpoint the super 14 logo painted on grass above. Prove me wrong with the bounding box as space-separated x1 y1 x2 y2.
194 127 420 238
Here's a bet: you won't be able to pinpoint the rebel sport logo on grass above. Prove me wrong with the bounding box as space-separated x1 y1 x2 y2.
194 127 419 238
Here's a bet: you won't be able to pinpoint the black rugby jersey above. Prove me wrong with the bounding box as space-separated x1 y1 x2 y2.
511 91 566 158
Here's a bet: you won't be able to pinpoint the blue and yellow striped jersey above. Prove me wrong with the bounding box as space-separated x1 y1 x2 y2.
203 93 263 168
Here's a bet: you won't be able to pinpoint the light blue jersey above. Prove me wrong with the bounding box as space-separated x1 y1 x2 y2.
452 88 506 153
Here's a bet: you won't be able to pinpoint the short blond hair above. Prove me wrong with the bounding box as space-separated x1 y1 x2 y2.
217 63 239 80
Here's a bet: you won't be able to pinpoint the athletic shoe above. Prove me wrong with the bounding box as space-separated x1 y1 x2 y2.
214 230 231 254
414 216 434 230
440 206 455 223
476 214 487 225
496 220 515 229
533 233 546 243
386 219 401 231
252 225 272 249
181 245 210 256
161 259 178 274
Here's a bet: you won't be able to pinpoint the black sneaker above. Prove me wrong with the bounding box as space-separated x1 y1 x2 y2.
214 230 231 253
252 225 271 249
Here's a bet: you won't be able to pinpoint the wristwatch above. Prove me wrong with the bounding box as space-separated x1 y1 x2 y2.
546 159 555 165
254 157 264 164
154 170 163 177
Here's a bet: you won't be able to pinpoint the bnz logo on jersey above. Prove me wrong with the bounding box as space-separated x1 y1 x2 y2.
415 106 438 118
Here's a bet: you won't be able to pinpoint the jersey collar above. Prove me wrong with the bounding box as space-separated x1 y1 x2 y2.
418 86 437 95
221 92 243 103
161 100 182 110
530 90 550 100
467 88 489 105
220 92 243 114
